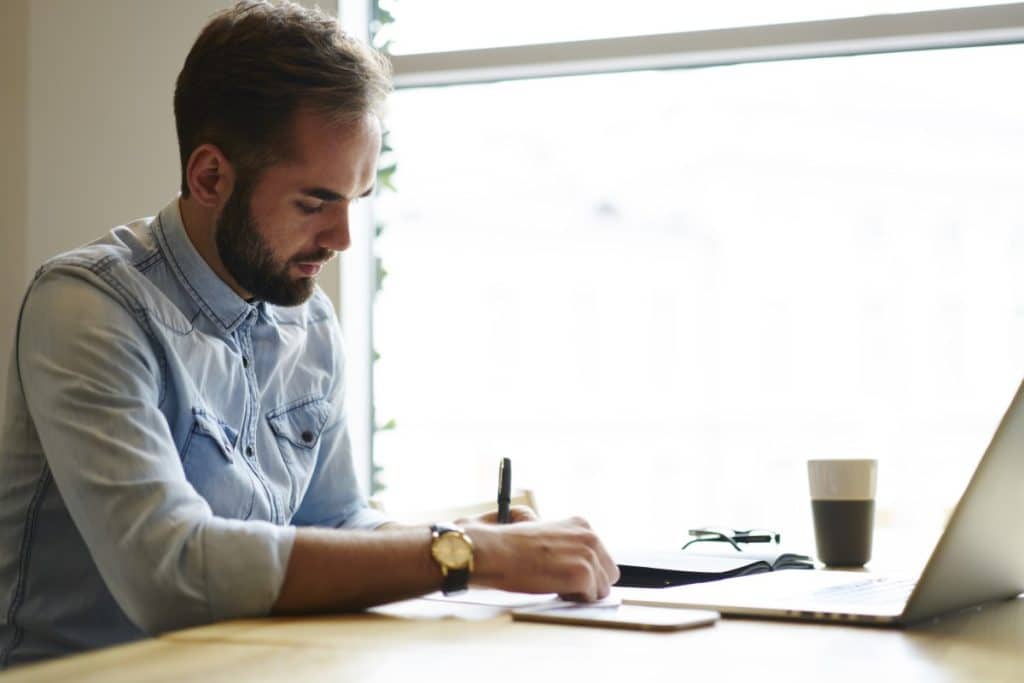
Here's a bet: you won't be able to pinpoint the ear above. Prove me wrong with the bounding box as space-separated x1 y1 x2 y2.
185 144 236 208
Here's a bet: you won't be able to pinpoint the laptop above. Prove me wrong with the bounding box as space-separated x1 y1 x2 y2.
618 378 1024 626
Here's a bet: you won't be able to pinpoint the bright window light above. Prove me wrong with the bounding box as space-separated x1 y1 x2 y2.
372 44 1024 552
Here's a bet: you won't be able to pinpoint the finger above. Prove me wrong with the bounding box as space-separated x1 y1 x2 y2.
507 505 538 522
595 543 620 586
571 526 617 588
584 546 613 599
567 515 592 530
574 525 619 586
558 570 597 602
566 558 599 602
469 511 498 524
458 507 536 526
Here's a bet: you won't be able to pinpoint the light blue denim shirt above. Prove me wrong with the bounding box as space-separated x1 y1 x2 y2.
0 199 387 667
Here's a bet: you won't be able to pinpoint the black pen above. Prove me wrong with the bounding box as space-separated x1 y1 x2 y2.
497 457 511 523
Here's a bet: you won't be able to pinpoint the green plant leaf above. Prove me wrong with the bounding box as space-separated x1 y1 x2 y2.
375 38 394 54
376 163 397 192
371 462 387 495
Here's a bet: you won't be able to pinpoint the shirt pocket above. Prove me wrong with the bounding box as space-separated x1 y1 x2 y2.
267 397 331 513
181 407 256 520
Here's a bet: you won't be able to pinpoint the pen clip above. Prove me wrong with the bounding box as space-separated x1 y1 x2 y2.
498 458 511 498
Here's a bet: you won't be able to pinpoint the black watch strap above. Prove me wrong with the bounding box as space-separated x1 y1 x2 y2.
442 567 470 595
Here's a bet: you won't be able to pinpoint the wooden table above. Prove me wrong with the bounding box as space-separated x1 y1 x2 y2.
4 593 1022 682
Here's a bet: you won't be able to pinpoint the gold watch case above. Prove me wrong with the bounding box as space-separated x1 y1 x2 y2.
430 526 474 575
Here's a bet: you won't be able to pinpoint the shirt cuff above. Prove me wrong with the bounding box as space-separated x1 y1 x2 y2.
342 505 394 530
203 518 296 620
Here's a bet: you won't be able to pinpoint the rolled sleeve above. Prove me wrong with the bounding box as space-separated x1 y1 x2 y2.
19 267 293 633
342 506 392 530
203 519 294 622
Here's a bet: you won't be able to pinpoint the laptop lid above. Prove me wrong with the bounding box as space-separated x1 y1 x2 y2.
900 377 1024 622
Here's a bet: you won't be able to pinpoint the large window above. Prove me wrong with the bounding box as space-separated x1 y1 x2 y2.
351 4 1024 552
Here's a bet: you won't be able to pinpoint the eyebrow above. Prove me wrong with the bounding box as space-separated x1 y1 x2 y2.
300 185 375 202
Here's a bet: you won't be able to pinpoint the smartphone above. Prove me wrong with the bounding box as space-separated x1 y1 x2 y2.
511 603 719 632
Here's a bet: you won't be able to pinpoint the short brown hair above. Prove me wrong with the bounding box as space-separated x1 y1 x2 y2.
174 0 391 196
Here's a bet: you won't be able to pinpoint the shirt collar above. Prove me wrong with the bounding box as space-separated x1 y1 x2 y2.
155 198 257 334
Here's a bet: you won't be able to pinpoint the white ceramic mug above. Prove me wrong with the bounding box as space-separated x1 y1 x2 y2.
807 459 877 567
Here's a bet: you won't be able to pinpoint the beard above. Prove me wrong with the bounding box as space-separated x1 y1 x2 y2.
215 179 329 307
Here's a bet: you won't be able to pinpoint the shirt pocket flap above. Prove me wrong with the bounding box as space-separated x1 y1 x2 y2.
267 398 331 450
192 407 238 462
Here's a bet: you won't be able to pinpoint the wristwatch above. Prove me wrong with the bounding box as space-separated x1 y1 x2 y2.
430 523 474 595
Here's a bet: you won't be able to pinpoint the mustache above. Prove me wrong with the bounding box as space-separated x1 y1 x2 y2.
291 249 334 264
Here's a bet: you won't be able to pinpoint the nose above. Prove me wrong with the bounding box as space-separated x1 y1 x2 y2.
317 203 351 252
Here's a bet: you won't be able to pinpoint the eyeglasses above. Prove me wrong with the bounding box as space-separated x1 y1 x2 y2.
682 527 782 552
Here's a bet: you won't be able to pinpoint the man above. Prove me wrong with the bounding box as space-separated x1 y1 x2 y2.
0 0 617 667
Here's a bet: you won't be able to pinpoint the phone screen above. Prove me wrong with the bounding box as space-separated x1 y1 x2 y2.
511 603 719 631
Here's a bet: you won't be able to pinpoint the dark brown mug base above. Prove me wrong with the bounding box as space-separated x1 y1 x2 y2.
811 499 874 567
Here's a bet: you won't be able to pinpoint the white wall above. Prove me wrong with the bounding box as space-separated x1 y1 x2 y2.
2 0 343 422
26 0 245 266
0 0 29 422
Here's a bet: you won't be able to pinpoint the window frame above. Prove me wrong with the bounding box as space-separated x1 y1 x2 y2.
388 4 1024 86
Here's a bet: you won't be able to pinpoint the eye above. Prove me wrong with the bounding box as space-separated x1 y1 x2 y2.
295 201 324 215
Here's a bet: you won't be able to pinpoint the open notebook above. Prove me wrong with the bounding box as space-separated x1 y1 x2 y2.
615 547 813 588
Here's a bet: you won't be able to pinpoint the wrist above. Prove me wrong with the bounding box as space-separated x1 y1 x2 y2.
458 523 504 586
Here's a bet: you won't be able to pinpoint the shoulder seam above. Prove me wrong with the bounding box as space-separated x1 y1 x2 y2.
134 250 163 274
88 258 172 407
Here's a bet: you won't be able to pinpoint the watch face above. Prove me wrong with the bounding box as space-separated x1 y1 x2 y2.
433 532 472 569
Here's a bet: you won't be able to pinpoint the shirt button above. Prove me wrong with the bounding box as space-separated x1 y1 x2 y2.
245 446 254 457
242 357 250 368
301 430 314 444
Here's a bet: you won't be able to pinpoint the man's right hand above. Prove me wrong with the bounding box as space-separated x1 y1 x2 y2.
463 517 619 601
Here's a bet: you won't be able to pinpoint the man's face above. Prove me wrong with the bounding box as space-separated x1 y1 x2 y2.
215 110 381 306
